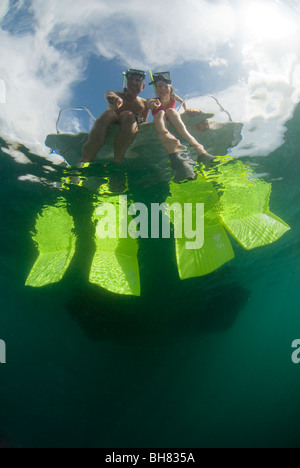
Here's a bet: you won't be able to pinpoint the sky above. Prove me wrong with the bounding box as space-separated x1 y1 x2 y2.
0 0 300 160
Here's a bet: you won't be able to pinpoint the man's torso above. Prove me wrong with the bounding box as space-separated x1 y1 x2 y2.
114 92 147 118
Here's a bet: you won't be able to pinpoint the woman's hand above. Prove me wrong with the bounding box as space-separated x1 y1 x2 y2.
147 98 160 111
184 109 203 117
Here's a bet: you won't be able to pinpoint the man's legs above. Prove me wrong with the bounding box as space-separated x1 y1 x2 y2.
114 111 139 165
81 110 119 162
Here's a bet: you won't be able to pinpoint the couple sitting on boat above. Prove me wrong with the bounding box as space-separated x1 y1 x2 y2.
80 69 215 181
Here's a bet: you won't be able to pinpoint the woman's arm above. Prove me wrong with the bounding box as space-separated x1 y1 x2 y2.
173 93 187 111
174 93 203 114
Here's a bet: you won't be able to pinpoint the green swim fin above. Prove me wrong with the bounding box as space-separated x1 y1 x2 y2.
26 200 76 287
209 160 290 250
89 194 141 296
166 175 235 279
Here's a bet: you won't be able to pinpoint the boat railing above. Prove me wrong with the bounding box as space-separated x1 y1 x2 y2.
56 107 97 134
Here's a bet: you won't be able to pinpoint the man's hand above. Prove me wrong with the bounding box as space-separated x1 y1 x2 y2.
107 95 123 110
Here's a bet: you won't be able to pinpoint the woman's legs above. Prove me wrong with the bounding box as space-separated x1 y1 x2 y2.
153 111 196 181
153 111 180 155
165 109 208 155
165 109 215 169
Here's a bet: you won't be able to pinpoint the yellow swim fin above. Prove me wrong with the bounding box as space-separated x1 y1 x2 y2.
89 194 141 296
210 160 291 250
166 175 235 279
26 199 76 287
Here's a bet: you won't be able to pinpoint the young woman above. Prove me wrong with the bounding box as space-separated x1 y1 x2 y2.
148 72 214 177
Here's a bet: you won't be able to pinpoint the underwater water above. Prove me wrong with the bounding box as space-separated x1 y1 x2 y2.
1 0 300 449
0 108 300 448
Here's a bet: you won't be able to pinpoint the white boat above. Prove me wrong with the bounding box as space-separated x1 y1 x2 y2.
45 109 243 169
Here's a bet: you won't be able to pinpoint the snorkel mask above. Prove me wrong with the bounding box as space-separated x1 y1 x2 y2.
149 71 172 95
123 69 146 91
149 71 172 86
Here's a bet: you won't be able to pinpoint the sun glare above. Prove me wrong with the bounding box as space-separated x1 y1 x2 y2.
243 3 297 41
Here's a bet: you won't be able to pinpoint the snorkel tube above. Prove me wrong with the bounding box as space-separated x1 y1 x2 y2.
149 70 157 95
123 72 128 92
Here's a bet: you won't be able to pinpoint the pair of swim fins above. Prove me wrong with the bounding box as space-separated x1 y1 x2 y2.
26 195 141 296
166 158 290 280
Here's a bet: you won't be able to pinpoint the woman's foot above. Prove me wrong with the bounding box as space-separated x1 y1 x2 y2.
170 150 197 182
197 151 216 170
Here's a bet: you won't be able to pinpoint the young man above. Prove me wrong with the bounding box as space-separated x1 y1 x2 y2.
81 70 149 165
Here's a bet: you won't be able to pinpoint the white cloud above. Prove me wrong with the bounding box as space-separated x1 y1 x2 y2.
209 58 228 69
188 1 300 156
236 49 300 155
0 78 6 103
0 23 84 155
30 0 237 68
242 1 297 42
0 0 9 21
195 73 299 158
0 0 300 161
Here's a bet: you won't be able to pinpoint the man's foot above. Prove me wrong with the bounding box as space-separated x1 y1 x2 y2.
74 160 92 169
170 150 197 182
103 161 127 193
109 171 127 193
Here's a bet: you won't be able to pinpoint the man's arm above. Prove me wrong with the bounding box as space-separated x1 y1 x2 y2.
142 102 150 122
